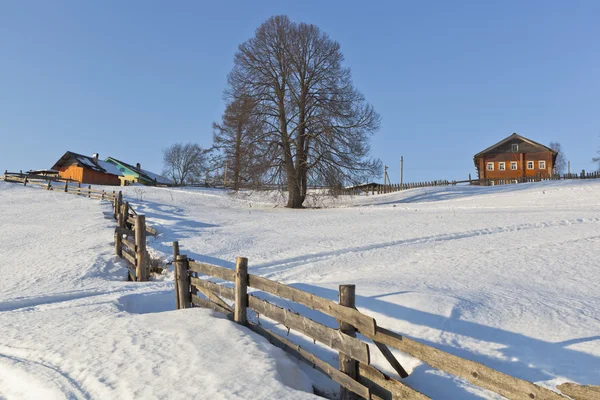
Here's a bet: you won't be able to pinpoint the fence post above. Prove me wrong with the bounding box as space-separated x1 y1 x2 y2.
581 169 585 179
339 284 359 400
88 184 91 198
175 254 190 309
113 197 119 220
173 241 180 309
64 181 68 192
135 214 148 282
46 180 51 190
234 257 249 325
118 191 123 209
24 177 28 186
115 203 125 258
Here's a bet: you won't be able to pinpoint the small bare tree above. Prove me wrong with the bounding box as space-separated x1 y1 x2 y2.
212 96 268 190
549 141 566 174
162 143 208 186
593 147 600 171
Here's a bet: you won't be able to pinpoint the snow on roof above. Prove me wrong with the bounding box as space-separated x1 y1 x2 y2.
104 156 173 184
54 152 124 176
140 168 173 184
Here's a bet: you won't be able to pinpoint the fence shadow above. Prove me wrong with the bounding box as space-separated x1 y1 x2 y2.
289 284 600 386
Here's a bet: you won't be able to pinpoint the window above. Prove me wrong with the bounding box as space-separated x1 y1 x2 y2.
527 161 534 169
487 162 494 171
499 162 506 171
539 160 546 170
511 161 518 170
511 144 519 152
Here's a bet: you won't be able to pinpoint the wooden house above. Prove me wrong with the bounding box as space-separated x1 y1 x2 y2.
51 152 123 186
474 133 557 180
103 157 173 186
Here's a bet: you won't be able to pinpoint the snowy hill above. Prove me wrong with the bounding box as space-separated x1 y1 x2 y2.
1 180 599 399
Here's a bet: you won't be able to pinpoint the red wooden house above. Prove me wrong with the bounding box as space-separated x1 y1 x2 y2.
474 133 557 180
51 151 123 185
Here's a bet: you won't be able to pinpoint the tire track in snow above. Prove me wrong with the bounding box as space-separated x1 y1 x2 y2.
0 353 88 399
256 217 600 275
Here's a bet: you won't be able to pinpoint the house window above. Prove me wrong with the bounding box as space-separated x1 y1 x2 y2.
487 162 494 171
510 161 518 170
527 161 534 169
511 144 519 152
539 160 546 170
499 162 506 171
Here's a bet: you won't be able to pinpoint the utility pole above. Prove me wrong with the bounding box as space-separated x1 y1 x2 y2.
384 165 389 193
568 160 571 175
400 156 404 187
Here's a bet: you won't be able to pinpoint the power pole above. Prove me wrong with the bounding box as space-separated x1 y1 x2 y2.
384 165 390 193
568 160 571 175
400 156 404 187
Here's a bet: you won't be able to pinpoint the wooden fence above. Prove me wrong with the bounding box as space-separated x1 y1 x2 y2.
3 171 120 201
172 247 597 400
2 171 158 282
344 169 600 196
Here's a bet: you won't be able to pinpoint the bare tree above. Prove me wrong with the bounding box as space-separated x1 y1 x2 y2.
212 96 268 190
162 143 208 186
549 141 566 174
226 15 381 208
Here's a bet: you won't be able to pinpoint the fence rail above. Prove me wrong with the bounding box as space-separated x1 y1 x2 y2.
172 249 597 400
342 170 600 196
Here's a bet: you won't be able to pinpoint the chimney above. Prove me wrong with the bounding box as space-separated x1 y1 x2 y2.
92 153 99 165
136 162 141 170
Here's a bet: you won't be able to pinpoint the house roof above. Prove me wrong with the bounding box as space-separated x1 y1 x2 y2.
104 157 173 185
51 151 124 176
474 133 558 158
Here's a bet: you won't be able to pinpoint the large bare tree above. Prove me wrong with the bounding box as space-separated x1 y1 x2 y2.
226 15 381 208
162 143 208 186
549 141 566 174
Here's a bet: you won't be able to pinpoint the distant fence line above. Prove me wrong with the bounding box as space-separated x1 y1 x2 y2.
172 247 598 400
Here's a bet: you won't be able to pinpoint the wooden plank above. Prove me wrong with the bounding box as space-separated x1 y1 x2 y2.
373 341 409 379
358 363 429 400
366 327 566 400
557 383 600 400
189 261 235 282
247 322 370 399
122 238 135 252
247 294 370 365
190 277 234 313
191 294 234 319
191 277 234 300
248 274 377 337
122 250 136 266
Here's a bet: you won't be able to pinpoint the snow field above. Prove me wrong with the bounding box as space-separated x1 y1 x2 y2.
1 179 599 399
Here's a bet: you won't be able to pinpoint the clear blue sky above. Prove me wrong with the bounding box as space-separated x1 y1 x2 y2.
1 1 599 183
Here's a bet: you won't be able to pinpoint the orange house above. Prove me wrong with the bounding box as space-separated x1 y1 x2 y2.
51 151 123 186
474 133 557 180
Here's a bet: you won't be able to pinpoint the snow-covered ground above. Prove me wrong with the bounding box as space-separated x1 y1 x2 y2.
1 179 599 399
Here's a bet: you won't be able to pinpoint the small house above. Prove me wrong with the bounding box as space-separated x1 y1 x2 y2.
473 133 557 180
51 152 123 185
104 157 173 186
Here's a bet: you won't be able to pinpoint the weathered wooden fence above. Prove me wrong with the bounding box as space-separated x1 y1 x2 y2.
172 246 597 400
343 169 600 196
111 195 159 282
2 171 158 282
3 170 121 201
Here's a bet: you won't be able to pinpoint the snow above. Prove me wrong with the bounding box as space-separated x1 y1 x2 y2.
75 155 124 177
1 179 599 399
140 168 173 185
